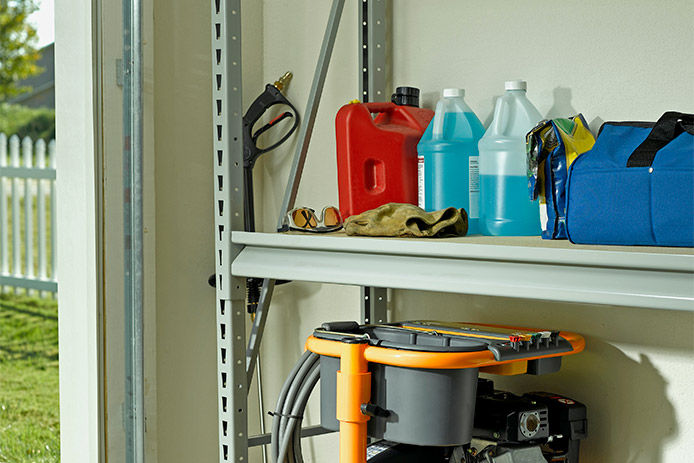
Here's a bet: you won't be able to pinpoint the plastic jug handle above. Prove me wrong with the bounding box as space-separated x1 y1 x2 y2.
432 99 453 139
491 96 510 135
432 110 445 139
490 96 510 134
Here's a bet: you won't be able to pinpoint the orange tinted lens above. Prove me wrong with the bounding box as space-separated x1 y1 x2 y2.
323 207 341 227
292 208 316 228
292 209 308 228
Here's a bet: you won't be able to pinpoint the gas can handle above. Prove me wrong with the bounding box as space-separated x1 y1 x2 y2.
363 101 424 129
363 102 395 114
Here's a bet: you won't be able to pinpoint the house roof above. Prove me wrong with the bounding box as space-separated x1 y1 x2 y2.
7 43 55 108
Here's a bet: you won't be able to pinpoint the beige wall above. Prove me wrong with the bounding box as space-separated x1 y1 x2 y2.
256 1 694 462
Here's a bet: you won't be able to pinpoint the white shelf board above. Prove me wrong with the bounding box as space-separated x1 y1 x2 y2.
231 232 694 311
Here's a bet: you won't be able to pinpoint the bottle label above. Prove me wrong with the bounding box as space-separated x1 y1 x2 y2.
468 156 479 218
418 156 425 209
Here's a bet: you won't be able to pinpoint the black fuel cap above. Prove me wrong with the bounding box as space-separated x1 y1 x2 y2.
391 86 420 107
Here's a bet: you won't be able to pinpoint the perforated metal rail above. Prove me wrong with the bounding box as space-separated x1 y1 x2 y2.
212 1 247 461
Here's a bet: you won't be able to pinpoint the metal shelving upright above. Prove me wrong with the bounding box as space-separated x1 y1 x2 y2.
212 1 249 461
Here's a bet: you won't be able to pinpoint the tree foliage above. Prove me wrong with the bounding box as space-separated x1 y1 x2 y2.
0 103 55 140
0 0 41 101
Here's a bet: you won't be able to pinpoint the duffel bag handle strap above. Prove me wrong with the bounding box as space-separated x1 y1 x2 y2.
627 111 694 167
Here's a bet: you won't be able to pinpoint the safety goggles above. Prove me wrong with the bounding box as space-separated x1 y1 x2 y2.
279 206 343 233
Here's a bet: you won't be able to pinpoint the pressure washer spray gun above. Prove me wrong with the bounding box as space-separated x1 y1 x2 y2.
242 72 299 315
207 72 298 315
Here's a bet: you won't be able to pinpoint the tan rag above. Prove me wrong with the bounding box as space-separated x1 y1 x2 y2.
344 203 468 238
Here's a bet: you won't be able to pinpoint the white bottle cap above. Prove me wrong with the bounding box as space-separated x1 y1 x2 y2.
443 88 464 98
505 80 527 91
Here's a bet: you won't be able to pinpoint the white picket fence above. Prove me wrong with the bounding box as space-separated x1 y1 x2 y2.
0 133 57 295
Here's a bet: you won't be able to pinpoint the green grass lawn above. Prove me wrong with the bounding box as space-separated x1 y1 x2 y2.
0 293 59 463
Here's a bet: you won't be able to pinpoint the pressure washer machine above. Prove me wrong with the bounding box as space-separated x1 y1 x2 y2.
271 321 587 463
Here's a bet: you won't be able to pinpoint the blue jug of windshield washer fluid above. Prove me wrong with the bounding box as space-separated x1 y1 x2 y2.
417 88 485 234
478 80 543 236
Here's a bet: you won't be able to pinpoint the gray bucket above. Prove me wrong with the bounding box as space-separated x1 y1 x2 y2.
319 355 479 447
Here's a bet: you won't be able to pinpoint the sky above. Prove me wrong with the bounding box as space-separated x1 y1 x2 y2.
29 0 55 48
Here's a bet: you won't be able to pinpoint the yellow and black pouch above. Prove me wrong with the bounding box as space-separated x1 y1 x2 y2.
527 115 595 239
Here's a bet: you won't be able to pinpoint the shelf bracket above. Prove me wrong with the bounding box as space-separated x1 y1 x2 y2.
361 287 388 324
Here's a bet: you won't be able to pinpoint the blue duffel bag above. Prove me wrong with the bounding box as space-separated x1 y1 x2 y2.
566 111 694 247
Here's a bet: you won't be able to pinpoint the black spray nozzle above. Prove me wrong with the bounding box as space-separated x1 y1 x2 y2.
391 86 420 107
246 277 261 314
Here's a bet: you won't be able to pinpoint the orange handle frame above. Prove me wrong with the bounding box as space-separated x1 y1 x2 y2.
306 328 585 463
335 342 370 463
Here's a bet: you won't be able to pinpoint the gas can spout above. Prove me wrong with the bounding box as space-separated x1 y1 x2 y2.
274 71 293 93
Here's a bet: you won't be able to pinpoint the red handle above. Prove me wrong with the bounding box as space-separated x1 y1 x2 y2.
363 101 425 129
363 102 395 114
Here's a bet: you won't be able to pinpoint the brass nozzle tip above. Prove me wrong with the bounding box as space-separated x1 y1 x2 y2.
274 71 293 92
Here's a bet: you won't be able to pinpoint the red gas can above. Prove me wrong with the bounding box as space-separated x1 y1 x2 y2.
335 102 434 218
